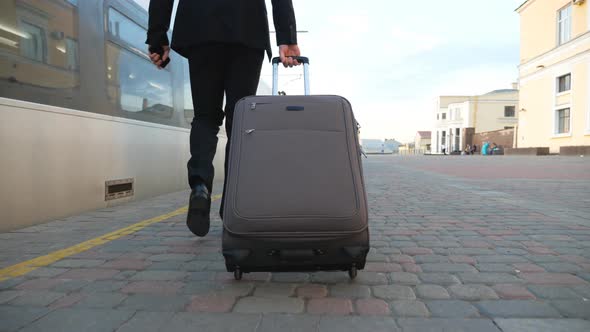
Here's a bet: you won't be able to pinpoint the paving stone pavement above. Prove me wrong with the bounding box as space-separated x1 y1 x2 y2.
1 155 590 331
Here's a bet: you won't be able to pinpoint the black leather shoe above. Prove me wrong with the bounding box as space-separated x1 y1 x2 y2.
187 183 211 237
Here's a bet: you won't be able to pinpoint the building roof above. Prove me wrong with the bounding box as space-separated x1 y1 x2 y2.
417 131 431 138
483 89 518 95
515 0 530 12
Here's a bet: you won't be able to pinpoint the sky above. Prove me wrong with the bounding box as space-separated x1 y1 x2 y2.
136 0 522 142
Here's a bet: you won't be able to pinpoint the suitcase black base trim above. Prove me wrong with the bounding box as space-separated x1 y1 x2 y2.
222 228 369 274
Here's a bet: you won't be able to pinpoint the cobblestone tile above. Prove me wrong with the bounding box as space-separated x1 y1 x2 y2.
390 300 429 317
365 262 403 272
418 273 461 285
15 278 63 290
389 255 414 264
234 296 304 314
18 308 135 332
166 312 261 332
318 316 400 331
527 285 584 300
253 283 296 298
397 318 499 332
372 285 416 300
258 314 320 331
121 281 184 294
421 263 477 273
1 306 44 331
117 294 190 312
513 263 546 273
426 300 480 318
186 294 235 313
458 272 523 284
388 272 420 285
57 268 120 280
448 284 499 300
520 273 588 285
356 298 390 315
52 280 90 293
550 300 590 318
401 247 434 255
9 291 65 306
74 292 127 308
270 272 310 283
51 259 105 268
494 318 590 332
416 284 450 300
329 284 371 298
130 270 187 281
48 293 85 309
307 298 353 315
116 311 176 332
26 267 69 278
101 259 150 270
476 263 515 272
538 262 583 273
80 280 127 293
489 284 534 300
354 272 389 285
296 284 327 298
475 300 561 318
0 290 23 304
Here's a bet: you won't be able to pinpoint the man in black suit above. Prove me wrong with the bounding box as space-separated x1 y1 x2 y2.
146 0 301 237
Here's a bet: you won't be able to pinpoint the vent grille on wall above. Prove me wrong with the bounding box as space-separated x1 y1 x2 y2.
105 178 134 201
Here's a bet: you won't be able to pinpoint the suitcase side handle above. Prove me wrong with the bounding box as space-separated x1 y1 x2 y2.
277 249 320 261
272 56 310 96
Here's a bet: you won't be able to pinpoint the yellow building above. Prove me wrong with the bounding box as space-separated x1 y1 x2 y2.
516 0 590 153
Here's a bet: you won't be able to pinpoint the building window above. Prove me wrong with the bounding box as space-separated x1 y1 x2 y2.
504 106 516 117
20 21 46 62
108 8 150 55
557 74 571 93
441 113 446 120
437 114 439 120
556 108 570 134
65 38 79 70
558 5 572 45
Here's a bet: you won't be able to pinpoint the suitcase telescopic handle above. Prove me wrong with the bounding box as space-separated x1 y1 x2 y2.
272 56 310 96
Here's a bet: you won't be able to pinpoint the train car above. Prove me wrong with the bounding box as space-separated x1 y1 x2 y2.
0 0 269 231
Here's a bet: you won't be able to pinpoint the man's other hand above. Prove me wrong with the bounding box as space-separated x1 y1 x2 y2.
279 44 301 68
149 45 170 69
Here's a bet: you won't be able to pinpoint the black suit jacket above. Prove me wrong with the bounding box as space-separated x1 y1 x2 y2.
146 0 297 59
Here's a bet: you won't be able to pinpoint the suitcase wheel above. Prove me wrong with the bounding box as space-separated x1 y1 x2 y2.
234 268 243 281
348 264 358 280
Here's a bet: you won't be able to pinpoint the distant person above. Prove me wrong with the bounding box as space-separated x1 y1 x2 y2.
472 144 477 155
465 145 471 155
146 0 302 237
441 144 446 155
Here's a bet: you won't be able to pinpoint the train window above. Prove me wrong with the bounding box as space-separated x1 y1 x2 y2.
19 21 46 62
0 1 80 97
107 8 148 55
105 42 173 120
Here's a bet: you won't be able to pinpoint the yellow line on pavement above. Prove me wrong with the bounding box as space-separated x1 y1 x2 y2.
0 194 222 282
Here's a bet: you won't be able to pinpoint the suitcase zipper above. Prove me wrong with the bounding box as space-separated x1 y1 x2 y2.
245 129 256 134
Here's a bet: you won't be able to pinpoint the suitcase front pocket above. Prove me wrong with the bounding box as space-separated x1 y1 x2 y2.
230 129 362 234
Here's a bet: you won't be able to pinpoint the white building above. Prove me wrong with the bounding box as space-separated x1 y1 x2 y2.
432 89 519 153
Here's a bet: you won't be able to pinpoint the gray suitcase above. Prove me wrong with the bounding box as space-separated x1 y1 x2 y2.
222 57 369 280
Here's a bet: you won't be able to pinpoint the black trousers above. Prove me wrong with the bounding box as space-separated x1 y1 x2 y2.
187 43 264 214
